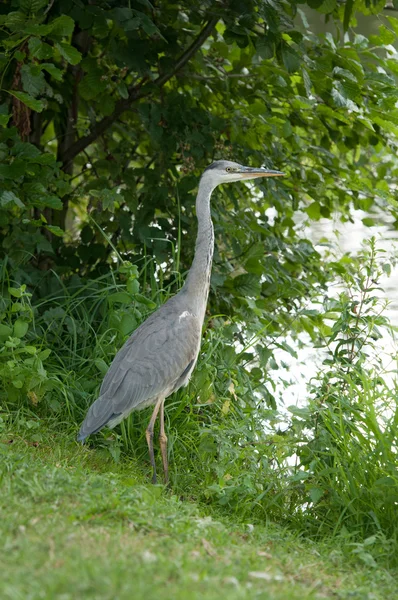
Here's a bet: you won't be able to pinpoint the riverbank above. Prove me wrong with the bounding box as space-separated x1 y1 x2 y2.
1 424 396 600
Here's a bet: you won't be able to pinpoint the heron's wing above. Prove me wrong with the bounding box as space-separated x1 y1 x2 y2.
78 301 201 440
101 306 200 405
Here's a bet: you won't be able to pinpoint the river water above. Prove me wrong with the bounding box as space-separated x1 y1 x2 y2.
279 6 398 407
270 209 398 408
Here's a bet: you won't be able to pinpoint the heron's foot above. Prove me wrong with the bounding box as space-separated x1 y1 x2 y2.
159 432 169 486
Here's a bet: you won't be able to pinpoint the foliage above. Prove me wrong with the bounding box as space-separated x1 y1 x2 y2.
0 266 53 404
2 238 397 567
287 239 398 540
0 255 160 419
1 0 398 408
163 241 398 557
1 0 398 570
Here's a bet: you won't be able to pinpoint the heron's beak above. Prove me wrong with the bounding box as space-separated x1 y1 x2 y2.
238 167 285 180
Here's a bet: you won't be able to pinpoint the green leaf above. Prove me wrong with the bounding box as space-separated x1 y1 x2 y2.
94 358 109 375
8 91 45 112
331 86 351 108
132 10 165 40
277 341 298 359
127 278 140 294
112 7 134 23
13 319 29 338
55 42 82 65
24 22 53 35
369 25 396 46
45 225 64 236
12 141 41 160
20 0 48 14
120 313 137 336
134 294 157 309
100 95 115 116
317 0 336 13
339 79 360 101
302 68 312 97
0 104 10 126
0 191 25 208
5 11 26 32
288 406 312 418
124 18 141 31
49 15 75 38
382 263 391 276
108 443 121 463
256 36 275 59
79 65 107 101
0 160 26 179
9 287 24 298
41 63 63 81
89 188 123 212
135 0 154 7
117 82 129 99
0 324 13 337
387 16 398 36
222 346 237 368
39 196 63 210
362 217 375 227
28 37 53 59
291 470 310 482
24 345 37 354
281 45 300 73
21 64 47 97
107 292 132 305
309 487 324 503
305 202 321 220
233 273 261 297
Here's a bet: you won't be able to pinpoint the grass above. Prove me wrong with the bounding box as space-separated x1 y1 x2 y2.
1 243 398 598
1 420 397 600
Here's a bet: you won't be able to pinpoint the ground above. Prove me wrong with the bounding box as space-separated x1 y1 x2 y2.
0 425 397 600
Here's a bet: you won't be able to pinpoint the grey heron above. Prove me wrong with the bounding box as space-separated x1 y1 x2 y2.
78 160 284 483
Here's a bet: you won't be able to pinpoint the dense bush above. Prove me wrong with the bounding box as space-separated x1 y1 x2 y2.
1 0 398 567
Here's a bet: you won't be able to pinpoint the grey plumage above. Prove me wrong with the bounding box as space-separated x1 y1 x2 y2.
78 159 284 483
77 293 201 441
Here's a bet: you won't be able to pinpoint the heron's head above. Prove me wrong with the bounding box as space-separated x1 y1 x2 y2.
201 159 284 188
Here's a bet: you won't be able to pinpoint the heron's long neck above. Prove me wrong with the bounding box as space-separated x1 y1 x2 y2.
183 178 215 316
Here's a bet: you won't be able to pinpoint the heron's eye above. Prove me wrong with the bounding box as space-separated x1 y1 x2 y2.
226 167 233 172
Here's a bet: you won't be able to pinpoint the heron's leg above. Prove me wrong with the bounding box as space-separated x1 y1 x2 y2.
145 396 163 484
159 399 168 485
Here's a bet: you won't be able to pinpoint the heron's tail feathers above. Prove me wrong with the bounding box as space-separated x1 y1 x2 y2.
77 394 123 442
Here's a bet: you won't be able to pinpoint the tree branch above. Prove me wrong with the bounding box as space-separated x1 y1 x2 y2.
61 16 219 169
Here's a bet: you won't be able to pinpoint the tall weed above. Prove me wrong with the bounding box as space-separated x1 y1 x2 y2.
1 239 397 566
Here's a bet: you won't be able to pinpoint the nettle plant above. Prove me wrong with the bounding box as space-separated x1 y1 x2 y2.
0 270 52 405
170 239 398 539
1 0 398 424
287 238 398 538
0 256 159 417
